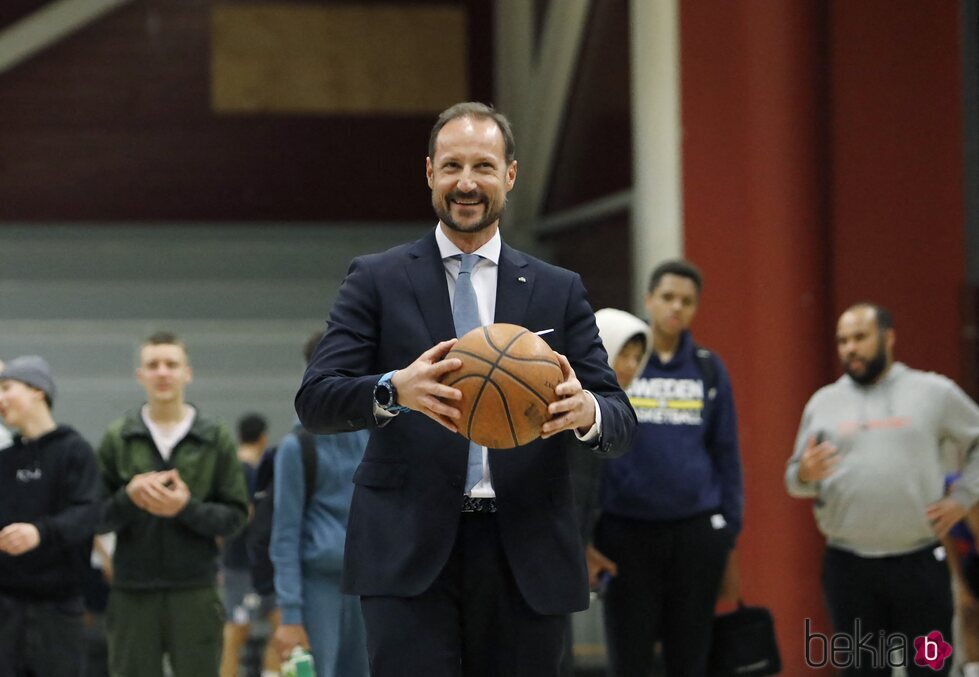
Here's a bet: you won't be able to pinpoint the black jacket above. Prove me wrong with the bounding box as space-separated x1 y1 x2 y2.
0 425 101 600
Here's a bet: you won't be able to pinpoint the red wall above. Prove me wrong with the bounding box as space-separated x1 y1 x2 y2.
829 2 964 378
680 1 963 672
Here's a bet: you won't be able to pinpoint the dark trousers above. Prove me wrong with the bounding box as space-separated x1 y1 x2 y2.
0 592 86 677
822 545 953 676
595 512 731 677
360 512 567 677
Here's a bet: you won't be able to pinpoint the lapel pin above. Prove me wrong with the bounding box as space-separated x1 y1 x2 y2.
517 276 527 283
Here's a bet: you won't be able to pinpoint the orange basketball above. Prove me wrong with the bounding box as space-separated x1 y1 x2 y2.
442 323 563 449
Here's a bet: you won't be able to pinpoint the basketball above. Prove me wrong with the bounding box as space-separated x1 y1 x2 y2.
441 323 564 449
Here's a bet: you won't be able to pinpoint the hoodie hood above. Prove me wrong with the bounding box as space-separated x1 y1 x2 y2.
594 308 653 386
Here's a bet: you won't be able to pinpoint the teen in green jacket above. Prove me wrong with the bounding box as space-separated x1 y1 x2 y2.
97 331 248 677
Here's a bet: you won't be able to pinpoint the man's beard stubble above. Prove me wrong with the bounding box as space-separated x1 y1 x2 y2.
434 192 506 234
845 342 888 386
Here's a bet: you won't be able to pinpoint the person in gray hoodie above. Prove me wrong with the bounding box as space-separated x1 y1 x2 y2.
787 303 979 675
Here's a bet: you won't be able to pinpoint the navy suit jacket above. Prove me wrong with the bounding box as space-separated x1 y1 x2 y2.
296 230 636 614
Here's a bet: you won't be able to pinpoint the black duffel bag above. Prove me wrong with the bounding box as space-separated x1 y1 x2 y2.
708 602 781 676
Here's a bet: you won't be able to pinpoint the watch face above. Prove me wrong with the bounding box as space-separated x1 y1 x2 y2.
375 383 392 406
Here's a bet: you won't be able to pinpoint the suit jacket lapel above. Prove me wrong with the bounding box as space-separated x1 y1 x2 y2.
406 232 456 345
494 243 533 327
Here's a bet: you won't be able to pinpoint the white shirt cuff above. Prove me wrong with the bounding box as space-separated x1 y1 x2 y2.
574 391 602 443
373 402 398 425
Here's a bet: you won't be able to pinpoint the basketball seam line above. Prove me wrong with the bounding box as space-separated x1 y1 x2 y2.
481 378 519 447
466 328 532 446
448 349 557 407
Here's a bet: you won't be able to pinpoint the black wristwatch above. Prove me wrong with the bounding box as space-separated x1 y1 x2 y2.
374 371 410 413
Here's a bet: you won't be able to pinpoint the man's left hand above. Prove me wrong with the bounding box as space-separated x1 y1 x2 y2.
542 353 596 439
0 523 40 555
141 469 192 517
927 497 967 538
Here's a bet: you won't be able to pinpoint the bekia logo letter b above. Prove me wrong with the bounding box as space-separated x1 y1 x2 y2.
913 631 952 671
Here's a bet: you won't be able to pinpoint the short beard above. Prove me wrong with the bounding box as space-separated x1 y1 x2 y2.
845 343 888 385
433 193 506 234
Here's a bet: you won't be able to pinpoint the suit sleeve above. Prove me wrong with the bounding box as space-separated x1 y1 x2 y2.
296 257 385 434
563 273 637 458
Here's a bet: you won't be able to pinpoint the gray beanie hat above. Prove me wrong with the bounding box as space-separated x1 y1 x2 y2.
0 356 57 403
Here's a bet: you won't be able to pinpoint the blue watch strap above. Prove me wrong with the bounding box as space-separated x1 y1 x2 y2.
376 371 410 413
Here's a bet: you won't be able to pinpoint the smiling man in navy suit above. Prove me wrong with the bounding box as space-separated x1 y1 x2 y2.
296 102 636 677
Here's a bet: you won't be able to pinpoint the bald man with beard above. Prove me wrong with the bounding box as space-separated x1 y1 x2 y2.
787 303 979 676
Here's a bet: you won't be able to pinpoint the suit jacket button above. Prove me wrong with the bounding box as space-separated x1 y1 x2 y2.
449 475 463 488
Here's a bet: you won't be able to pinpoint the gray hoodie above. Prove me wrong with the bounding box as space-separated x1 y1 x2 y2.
786 362 979 556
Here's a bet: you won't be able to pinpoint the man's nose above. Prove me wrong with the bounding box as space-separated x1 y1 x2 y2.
456 172 476 193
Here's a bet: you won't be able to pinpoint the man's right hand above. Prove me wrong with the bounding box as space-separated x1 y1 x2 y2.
585 545 618 588
797 435 840 483
274 623 310 660
390 339 465 432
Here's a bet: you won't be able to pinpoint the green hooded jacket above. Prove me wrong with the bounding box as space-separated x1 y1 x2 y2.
97 407 248 589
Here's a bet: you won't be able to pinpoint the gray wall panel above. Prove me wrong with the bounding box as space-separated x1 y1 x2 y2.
0 223 427 446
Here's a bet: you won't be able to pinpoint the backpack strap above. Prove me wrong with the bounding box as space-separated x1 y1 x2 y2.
693 344 719 400
296 429 318 508
693 343 720 443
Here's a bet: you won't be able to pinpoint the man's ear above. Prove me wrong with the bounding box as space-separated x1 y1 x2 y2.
426 157 434 189
505 160 517 191
884 328 896 352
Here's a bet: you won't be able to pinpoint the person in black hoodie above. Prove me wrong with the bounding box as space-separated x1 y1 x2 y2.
0 356 102 677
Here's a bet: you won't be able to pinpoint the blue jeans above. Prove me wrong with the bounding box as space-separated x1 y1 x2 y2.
302 571 368 677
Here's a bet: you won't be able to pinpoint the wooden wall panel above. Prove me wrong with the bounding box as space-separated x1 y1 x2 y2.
212 4 468 114
0 0 492 221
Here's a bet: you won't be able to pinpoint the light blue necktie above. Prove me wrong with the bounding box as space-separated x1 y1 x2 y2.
453 253 483 492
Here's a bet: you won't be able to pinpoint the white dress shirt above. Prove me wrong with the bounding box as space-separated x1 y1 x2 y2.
436 226 501 498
